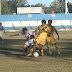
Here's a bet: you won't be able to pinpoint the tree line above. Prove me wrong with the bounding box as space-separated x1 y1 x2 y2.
1 0 72 15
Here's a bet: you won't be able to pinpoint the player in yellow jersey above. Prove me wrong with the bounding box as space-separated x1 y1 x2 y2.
33 20 49 56
27 20 51 56
47 20 61 54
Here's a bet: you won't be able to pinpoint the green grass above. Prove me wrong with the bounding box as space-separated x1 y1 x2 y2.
0 31 72 72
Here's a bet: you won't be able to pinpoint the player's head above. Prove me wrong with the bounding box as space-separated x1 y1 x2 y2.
42 20 46 26
0 22 2 26
23 27 28 34
48 20 52 25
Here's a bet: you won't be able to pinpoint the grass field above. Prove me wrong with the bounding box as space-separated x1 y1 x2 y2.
0 31 72 72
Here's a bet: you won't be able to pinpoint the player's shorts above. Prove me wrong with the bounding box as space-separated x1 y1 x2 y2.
0 31 3 37
25 39 35 46
47 36 56 44
35 32 47 46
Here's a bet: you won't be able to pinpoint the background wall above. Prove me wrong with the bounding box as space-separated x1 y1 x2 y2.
0 14 72 30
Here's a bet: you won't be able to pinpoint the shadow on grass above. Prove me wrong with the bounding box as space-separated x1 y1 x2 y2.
1 39 27 45
0 39 72 61
0 50 26 57
0 47 25 53
44 39 72 58
44 48 72 58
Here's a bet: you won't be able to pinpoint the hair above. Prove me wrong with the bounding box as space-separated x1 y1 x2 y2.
42 20 46 24
48 20 52 23
23 27 28 32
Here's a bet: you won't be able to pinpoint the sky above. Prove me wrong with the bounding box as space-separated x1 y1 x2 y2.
27 0 72 6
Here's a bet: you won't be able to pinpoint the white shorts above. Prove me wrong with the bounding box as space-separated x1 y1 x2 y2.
0 31 3 37
25 39 35 46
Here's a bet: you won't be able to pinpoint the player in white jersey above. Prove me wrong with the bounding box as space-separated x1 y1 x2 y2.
10 27 38 52
0 22 5 42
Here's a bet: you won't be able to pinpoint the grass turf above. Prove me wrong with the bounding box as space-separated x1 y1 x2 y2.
0 31 72 72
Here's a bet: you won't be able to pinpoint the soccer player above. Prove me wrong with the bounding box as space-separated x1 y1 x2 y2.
47 20 61 54
10 27 37 53
27 20 51 56
33 20 48 56
0 22 6 43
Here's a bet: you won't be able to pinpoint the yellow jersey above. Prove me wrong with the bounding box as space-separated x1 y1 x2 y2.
35 24 48 33
35 25 51 45
47 24 57 37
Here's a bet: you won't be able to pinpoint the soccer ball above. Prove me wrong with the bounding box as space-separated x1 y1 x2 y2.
33 52 39 57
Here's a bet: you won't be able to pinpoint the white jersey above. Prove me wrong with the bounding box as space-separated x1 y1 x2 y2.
19 31 35 40
19 31 35 46
0 26 4 31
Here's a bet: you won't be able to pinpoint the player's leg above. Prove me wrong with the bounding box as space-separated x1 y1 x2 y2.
55 43 61 54
27 41 38 56
50 37 61 54
0 31 3 43
30 41 42 52
0 37 2 41
30 39 39 50
30 41 38 52
40 45 44 56
23 41 30 52
47 37 52 54
23 44 28 52
47 42 52 54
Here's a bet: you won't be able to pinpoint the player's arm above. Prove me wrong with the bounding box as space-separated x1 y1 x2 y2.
33 26 40 33
54 27 59 40
32 26 39 36
9 32 23 37
9 34 19 37
31 31 38 37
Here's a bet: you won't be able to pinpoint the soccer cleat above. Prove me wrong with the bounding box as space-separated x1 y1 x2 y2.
58 51 61 54
27 53 32 57
40 53 44 56
40 54 44 56
49 51 52 54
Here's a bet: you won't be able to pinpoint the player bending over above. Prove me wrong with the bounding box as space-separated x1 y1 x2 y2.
47 20 61 54
27 20 51 56
0 22 6 43
33 20 49 56
10 27 38 53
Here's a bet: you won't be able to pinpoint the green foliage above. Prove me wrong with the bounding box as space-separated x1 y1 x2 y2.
50 0 65 13
68 2 72 13
43 7 52 14
1 0 72 15
16 0 27 7
1 0 27 15
1 1 10 15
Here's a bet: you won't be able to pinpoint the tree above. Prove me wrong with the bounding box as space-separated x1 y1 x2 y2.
7 0 17 14
1 0 10 15
67 2 72 13
57 0 65 3
50 0 65 13
44 7 52 14
1 0 27 14
16 0 27 7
